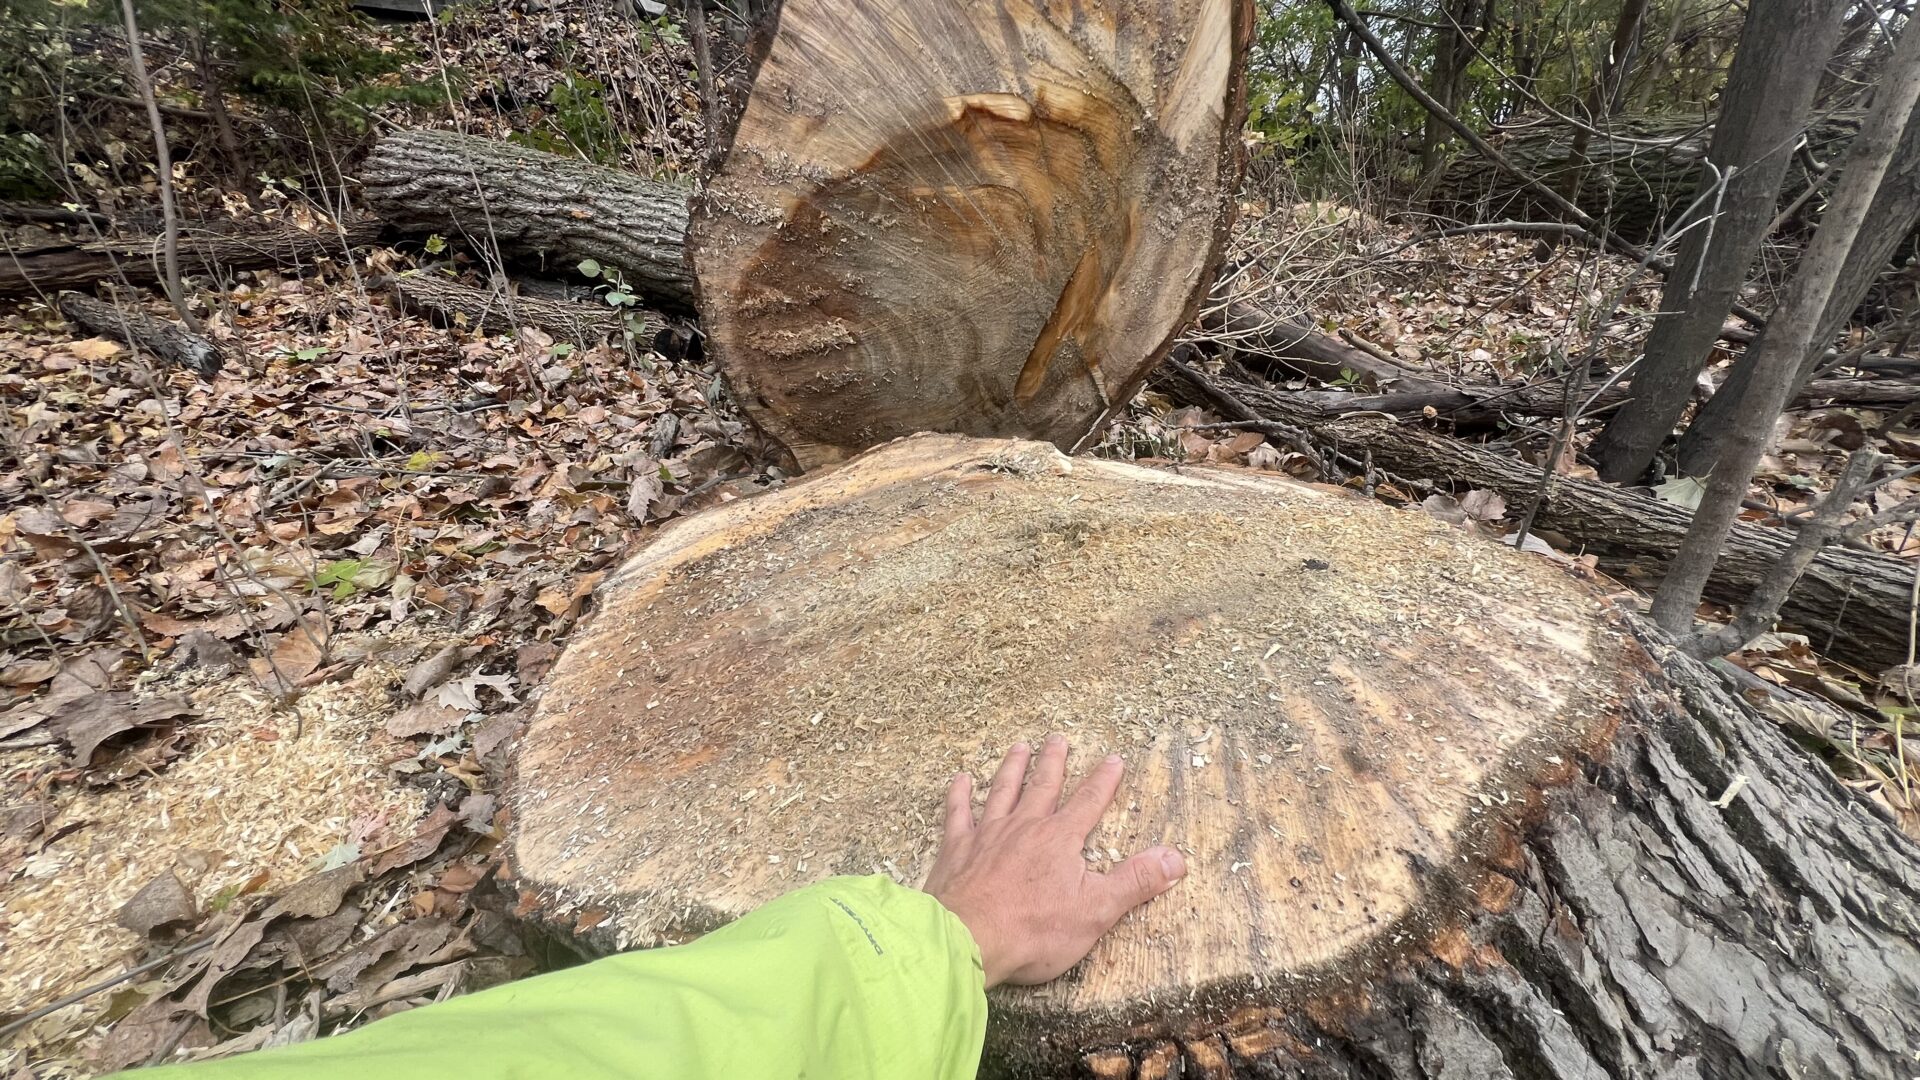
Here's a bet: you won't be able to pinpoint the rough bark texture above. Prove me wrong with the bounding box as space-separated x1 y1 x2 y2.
1678 93 1920 476
0 221 379 299
1429 111 1866 245
358 129 694 309
1169 364 1920 672
385 271 631 342
1217 310 1917 422
56 291 222 377
690 0 1252 470
1063 633 1920 1079
1589 0 1850 483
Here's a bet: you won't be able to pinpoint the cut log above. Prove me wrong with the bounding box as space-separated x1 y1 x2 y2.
357 130 694 310
1167 362 1920 672
508 433 1920 1077
688 0 1252 470
57 291 222 377
385 271 633 342
0 220 378 299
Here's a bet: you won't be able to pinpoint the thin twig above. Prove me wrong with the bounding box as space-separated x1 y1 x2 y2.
0 936 219 1041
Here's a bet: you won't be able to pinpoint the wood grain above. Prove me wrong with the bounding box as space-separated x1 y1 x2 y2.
510 434 1638 1064
690 0 1252 470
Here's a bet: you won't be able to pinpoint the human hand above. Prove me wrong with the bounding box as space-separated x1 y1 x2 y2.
923 735 1186 988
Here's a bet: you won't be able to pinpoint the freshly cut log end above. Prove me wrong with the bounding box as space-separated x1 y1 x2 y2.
509 434 1641 1069
690 0 1254 471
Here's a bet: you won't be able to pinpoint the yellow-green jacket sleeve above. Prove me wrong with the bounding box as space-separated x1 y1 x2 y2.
128 874 987 1080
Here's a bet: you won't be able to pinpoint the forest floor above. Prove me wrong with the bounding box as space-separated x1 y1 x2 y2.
4 1 1919 1074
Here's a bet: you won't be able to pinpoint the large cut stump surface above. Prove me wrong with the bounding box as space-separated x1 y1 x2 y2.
511 434 1638 1068
690 0 1251 470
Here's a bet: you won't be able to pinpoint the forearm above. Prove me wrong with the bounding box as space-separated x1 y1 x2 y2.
125 875 986 1080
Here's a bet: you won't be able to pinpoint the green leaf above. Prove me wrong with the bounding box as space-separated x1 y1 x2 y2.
404 450 441 471
577 258 602 278
424 233 447 254
604 291 633 306
549 342 575 358
294 347 325 361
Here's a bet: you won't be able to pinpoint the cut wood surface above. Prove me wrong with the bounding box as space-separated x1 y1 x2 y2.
0 220 378 299
688 0 1253 470
359 130 694 309
511 433 1640 1070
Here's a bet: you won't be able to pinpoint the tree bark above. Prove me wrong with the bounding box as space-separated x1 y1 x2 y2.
0 221 380 299
1649 19 1920 632
357 129 694 310
1166 362 1920 673
1419 0 1491 177
385 272 632 342
1559 0 1649 202
1217 306 1917 421
1678 92 1920 476
1589 0 1850 483
1069 632 1920 1079
56 291 223 377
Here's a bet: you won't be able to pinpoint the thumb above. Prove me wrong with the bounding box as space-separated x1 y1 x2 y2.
1101 845 1186 918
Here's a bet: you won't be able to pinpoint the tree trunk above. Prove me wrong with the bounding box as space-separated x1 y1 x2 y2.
1559 0 1649 202
1649 19 1920 632
384 271 632 342
1420 0 1489 177
1589 0 1850 483
1217 306 1918 420
1428 111 1869 246
0 221 380 299
357 129 694 310
57 291 223 377
1677 92 1920 477
1166 362 1920 673
506 432 1920 1079
688 0 1252 470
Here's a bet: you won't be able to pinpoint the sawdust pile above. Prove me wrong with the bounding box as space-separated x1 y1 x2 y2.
2 654 425 1023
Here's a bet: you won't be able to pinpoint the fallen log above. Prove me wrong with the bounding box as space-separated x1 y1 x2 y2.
1427 111 1865 244
357 130 694 311
1169 362 1920 671
385 271 632 342
507 432 1920 1078
1216 308 1916 419
56 291 222 377
0 220 379 299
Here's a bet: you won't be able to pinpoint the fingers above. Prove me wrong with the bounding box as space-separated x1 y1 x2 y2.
943 772 975 843
1060 753 1125 836
1016 734 1069 817
981 742 1032 821
1098 845 1186 921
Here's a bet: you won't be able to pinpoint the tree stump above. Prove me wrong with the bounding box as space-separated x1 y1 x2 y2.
503 434 1920 1077
688 0 1252 470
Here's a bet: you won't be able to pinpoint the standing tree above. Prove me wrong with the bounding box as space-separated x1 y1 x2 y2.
1651 15 1920 638
1676 92 1920 476
1588 0 1850 483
